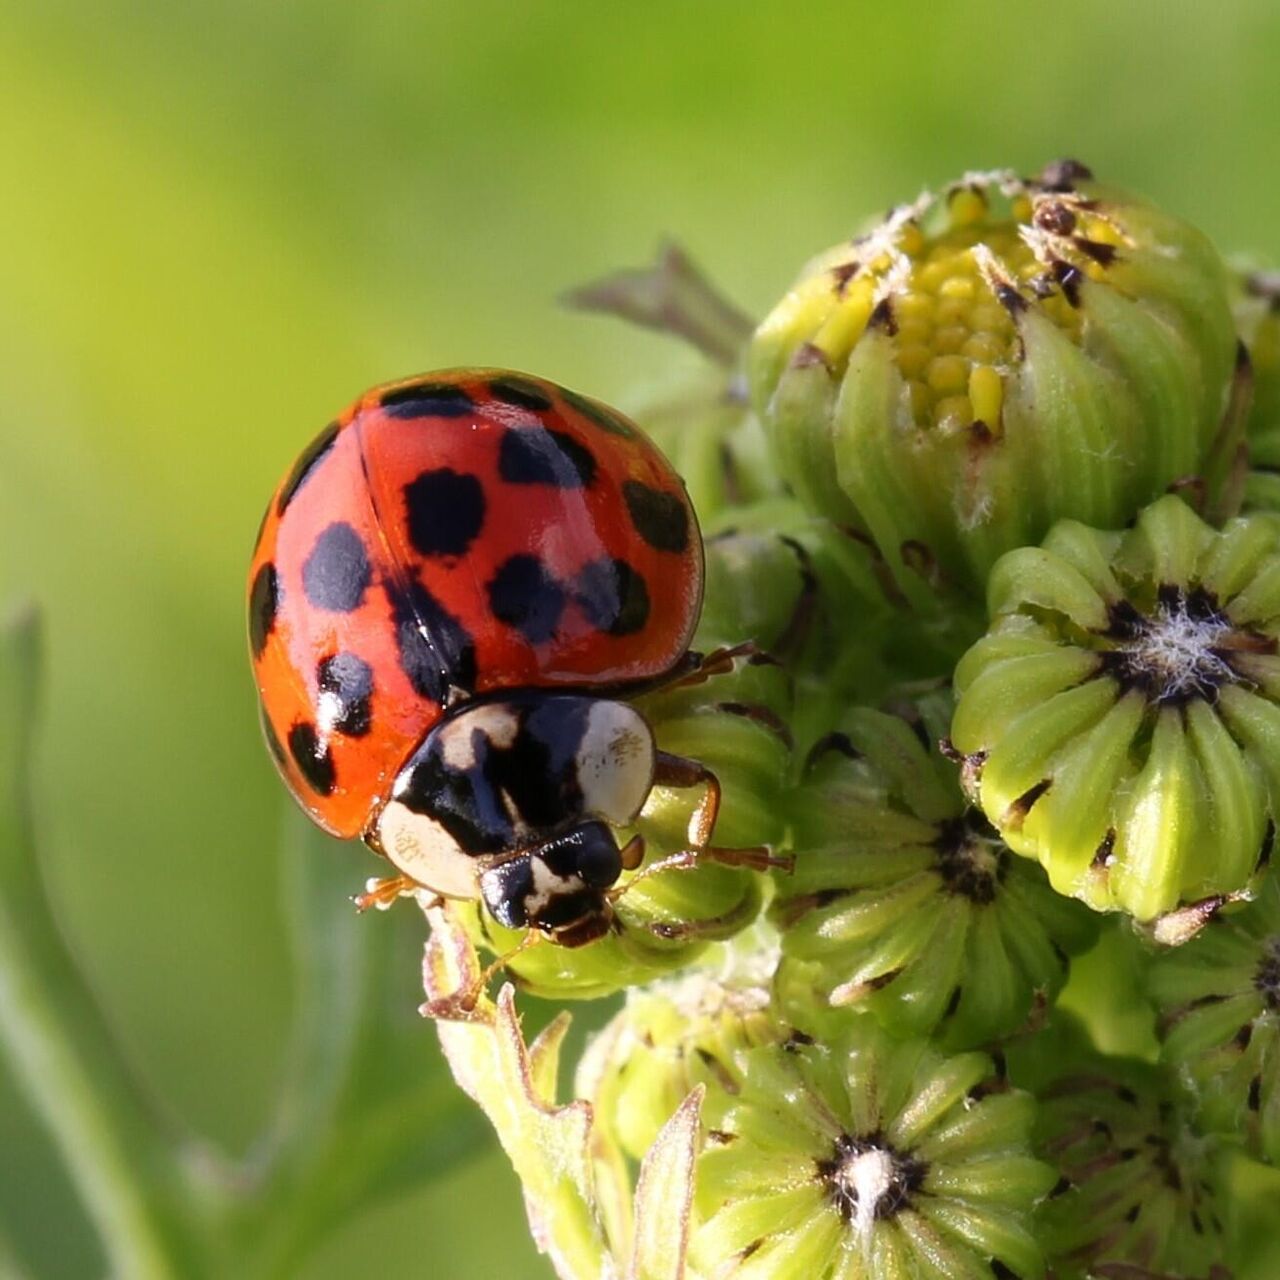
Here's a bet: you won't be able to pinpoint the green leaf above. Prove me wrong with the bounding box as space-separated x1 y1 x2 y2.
0 605 199 1278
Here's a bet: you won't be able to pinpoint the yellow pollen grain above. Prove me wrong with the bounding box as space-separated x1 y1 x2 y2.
895 291 932 320
927 355 969 395
969 364 1004 425
896 315 932 344
962 332 1005 362
934 325 969 354
908 381 931 420
948 188 988 228
896 343 931 378
938 275 977 301
899 222 925 255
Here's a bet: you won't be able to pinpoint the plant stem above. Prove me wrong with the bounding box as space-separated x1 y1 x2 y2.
0 608 197 1279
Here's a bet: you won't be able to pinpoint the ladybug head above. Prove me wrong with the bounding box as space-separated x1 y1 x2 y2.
478 820 623 947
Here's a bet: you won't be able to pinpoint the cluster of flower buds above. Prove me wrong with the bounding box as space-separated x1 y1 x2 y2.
424 164 1278 1280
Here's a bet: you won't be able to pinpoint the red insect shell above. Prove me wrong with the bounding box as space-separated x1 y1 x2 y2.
248 369 703 838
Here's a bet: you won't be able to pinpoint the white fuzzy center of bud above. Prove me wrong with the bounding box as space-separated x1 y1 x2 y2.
834 1146 897 1242
1118 597 1234 702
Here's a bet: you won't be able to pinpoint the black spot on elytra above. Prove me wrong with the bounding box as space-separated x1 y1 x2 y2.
558 386 637 437
403 468 486 558
276 420 340 516
499 426 597 488
488 554 566 644
287 721 336 796
248 562 280 658
575 557 650 635
386 580 476 703
488 375 553 412
379 381 475 419
317 652 374 737
302 523 371 612
622 479 690 553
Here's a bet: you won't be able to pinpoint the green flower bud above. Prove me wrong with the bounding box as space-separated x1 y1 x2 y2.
1009 1019 1227 1279
771 695 1097 1049
577 960 782 1163
1148 869 1280 1164
462 651 794 1000
751 162 1238 603
951 494 1280 924
689 1021 1055 1279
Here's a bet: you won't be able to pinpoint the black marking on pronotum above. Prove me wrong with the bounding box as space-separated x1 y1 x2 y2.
287 721 336 796
575 557 650 635
867 296 897 335
716 701 795 750
302 522 372 612
249 562 280 658
498 426 597 488
487 375 553 412
403 467 486 558
1006 779 1051 825
317 652 374 737
487 554 567 644
379 381 475 419
558 386 637 438
277 420 340 516
1092 828 1117 870
622 479 690 553
386 579 477 702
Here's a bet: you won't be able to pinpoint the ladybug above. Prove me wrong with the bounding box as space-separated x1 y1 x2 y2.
248 368 756 950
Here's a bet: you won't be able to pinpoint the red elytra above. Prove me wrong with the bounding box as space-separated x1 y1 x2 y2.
247 368 703 839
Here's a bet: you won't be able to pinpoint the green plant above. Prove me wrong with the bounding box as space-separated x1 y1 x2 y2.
5 161 1280 1280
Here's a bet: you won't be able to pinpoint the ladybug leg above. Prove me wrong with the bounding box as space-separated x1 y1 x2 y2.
426 930 543 1020
352 874 424 913
657 640 764 693
648 752 794 873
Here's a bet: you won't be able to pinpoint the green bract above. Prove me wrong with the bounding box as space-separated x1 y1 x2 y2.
1149 869 1280 1164
750 162 1238 604
951 494 1280 923
771 698 1097 1049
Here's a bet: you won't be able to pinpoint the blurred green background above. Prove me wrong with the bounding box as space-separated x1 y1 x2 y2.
2 1 1280 1275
